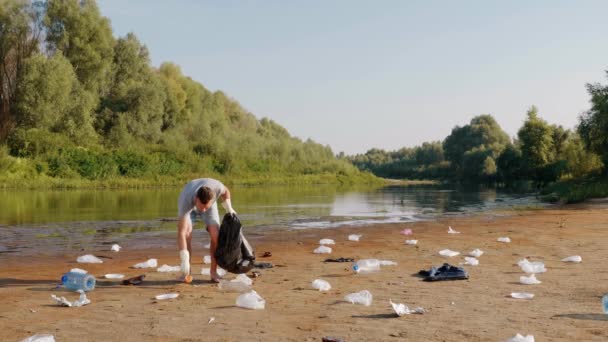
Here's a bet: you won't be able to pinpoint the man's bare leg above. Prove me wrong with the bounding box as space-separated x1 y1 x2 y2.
207 224 221 282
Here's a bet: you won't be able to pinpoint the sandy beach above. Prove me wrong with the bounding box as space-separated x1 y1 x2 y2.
2 204 608 341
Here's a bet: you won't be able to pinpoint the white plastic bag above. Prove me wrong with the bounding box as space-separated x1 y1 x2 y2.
348 234 362 241
201 267 227 276
497 237 511 243
468 249 484 257
448 226 460 234
464 257 479 266
319 238 335 245
439 249 460 257
133 258 157 268
313 245 332 254
76 254 103 264
519 274 541 285
19 334 55 342
51 290 90 307
236 290 266 310
203 255 211 264
104 274 124 279
561 255 582 263
389 300 425 316
511 292 534 299
518 259 546 274
157 264 181 272
203 243 211 249
405 239 418 245
219 274 253 292
312 279 331 291
70 268 87 274
111 244 121 252
344 290 373 306
155 293 179 300
505 333 535 342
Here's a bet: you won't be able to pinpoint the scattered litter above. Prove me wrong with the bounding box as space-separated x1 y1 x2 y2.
76 254 103 263
519 274 541 285
439 249 460 257
322 337 344 342
511 292 534 300
203 243 211 249
121 274 145 285
312 279 331 291
419 263 469 281
468 249 484 258
324 257 354 263
219 274 253 292
463 257 479 266
344 290 373 306
132 258 157 268
262 251 272 257
348 234 362 241
314 246 332 254
505 333 535 342
253 262 273 269
236 290 266 310
497 237 511 243
208 317 215 324
111 244 121 252
400 229 413 235
389 300 425 316
104 274 124 279
19 334 55 342
251 271 261 278
70 268 87 274
352 259 381 273
379 260 398 266
518 259 546 274
561 255 582 263
51 290 90 307
319 239 335 245
405 240 418 245
157 265 181 272
155 293 179 300
203 255 211 264
448 226 460 234
201 267 227 276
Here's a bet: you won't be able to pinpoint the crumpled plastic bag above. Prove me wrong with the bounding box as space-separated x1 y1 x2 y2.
314 245 332 254
448 226 460 234
518 258 546 274
111 244 121 252
155 293 179 300
51 289 90 307
70 268 87 274
132 258 157 268
104 274 124 279
319 238 335 245
504 333 534 342
236 290 265 310
203 255 211 264
561 255 582 263
468 249 484 258
312 279 331 291
348 234 362 241
511 292 534 299
219 274 253 292
463 257 479 266
19 334 55 342
519 274 541 285
76 254 103 263
201 267 227 277
157 264 181 272
405 239 418 245
344 290 373 306
389 300 425 316
497 237 511 243
439 249 460 257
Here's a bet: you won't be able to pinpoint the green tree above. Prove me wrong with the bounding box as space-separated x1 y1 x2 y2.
496 144 524 183
579 74 608 169
517 106 554 179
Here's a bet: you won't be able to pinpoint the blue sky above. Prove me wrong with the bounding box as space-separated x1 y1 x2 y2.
97 0 608 154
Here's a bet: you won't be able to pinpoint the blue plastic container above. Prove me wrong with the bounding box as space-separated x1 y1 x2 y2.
61 272 96 292
602 294 608 314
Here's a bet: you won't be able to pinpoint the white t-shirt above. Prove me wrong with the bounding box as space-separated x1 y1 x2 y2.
177 178 226 219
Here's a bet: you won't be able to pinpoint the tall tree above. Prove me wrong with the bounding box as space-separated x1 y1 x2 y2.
579 74 608 169
517 106 554 177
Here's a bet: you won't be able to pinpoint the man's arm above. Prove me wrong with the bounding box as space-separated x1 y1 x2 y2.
220 187 236 214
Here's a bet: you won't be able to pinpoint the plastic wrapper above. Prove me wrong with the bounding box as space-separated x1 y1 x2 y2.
511 292 534 299
70 268 87 274
518 259 546 274
203 255 211 264
51 290 90 307
236 290 265 310
344 290 373 306
105 274 124 279
19 334 55 342
438 249 460 257
519 274 541 285
390 300 425 316
155 293 179 300
561 255 582 263
464 257 479 266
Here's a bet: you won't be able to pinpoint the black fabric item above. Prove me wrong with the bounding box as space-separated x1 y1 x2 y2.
253 262 274 269
214 213 255 274
418 263 468 281
324 257 355 263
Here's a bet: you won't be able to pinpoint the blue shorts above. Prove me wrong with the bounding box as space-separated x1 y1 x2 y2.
189 201 220 229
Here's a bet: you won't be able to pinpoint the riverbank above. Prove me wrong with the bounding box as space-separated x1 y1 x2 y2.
1 205 607 341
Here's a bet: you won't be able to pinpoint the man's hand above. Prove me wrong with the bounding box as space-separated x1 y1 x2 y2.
180 249 191 276
222 198 237 215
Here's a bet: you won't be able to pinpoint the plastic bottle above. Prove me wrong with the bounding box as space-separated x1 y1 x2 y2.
352 259 380 273
602 294 608 314
61 271 96 292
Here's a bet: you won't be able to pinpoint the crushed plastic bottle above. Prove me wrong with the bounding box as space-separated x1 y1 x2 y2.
236 290 266 310
344 290 373 306
61 271 96 292
352 259 381 273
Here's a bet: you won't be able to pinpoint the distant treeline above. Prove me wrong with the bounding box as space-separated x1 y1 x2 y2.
0 0 377 187
349 87 608 188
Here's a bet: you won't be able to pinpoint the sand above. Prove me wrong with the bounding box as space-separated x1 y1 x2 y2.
1 204 608 341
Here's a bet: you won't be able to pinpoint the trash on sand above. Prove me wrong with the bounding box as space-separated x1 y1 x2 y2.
122 274 145 285
379 260 398 266
463 257 479 266
439 249 460 257
312 279 331 291
201 267 227 276
468 249 484 258
504 333 535 342
76 254 103 263
155 293 179 300
561 255 582 263
132 258 157 268
51 290 90 307
19 334 55 342
70 268 87 274
497 237 511 243
324 257 354 263
262 251 272 257
448 226 460 234
253 262 273 269
405 240 418 245
111 244 121 252
208 317 215 324
389 300 425 316
314 246 332 254
104 274 124 279
215 213 256 274
519 274 541 285
322 337 344 342
344 290 373 306
61 271 96 291
320 238 335 245
157 264 181 272
203 255 211 264
236 290 266 310
352 259 380 273
419 263 469 281
400 229 413 235
518 259 546 274
203 243 211 249
348 234 362 241
511 292 534 300
219 274 253 292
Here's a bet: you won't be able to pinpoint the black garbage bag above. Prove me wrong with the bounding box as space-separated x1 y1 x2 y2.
214 213 255 274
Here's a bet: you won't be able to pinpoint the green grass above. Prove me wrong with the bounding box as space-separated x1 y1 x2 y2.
540 175 608 203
